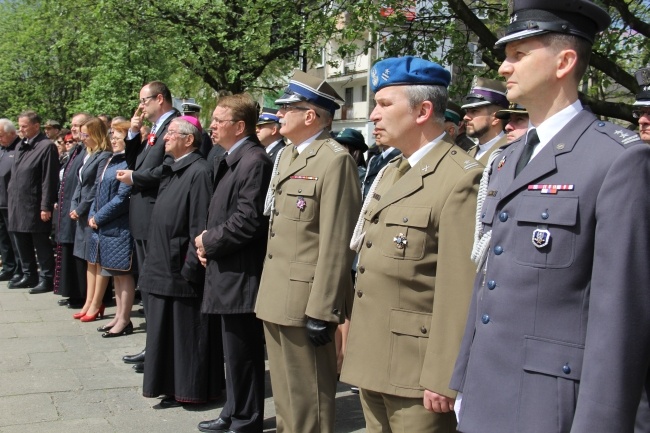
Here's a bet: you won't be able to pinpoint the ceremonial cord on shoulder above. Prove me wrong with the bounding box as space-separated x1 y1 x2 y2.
470 148 502 270
263 146 287 217
350 164 390 252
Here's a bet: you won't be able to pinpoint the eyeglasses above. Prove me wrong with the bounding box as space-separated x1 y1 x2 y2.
632 109 650 119
278 104 320 117
165 130 189 137
110 135 125 142
79 133 90 139
139 94 160 105
212 118 236 125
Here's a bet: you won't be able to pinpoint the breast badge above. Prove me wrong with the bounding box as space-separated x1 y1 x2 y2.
296 196 307 211
532 226 551 248
393 233 408 249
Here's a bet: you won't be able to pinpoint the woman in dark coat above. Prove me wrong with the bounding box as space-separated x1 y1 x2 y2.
70 117 111 321
138 117 223 406
88 120 135 337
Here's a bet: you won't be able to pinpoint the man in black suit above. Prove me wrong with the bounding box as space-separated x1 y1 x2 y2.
196 94 272 433
256 107 285 163
116 81 179 371
8 111 59 293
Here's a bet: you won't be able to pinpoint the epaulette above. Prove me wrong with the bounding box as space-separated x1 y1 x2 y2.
449 148 482 171
594 121 642 147
323 138 347 154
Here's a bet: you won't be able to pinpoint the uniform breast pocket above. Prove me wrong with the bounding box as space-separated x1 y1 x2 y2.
280 180 317 222
514 195 578 268
380 206 431 260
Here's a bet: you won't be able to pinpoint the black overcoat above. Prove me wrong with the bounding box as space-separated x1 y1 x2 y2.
200 137 272 314
56 144 86 243
7 132 59 233
138 151 211 297
0 137 20 209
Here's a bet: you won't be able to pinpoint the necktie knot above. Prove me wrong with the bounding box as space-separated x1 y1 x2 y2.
290 146 299 163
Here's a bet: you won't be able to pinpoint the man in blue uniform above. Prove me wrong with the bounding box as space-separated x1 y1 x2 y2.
450 2 650 432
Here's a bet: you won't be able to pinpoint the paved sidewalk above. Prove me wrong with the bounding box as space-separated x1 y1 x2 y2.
0 283 365 432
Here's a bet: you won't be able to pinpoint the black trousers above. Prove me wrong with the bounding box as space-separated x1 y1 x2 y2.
0 209 20 274
219 313 265 433
13 231 54 280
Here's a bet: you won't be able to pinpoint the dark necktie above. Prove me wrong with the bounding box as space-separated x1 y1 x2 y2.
514 129 539 177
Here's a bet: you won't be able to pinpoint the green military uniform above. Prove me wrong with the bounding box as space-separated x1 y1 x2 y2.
341 135 482 431
256 130 361 433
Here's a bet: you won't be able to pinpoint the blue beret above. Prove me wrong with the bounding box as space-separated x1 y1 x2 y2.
370 56 451 93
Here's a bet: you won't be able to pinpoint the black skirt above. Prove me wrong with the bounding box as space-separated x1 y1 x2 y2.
142 292 225 403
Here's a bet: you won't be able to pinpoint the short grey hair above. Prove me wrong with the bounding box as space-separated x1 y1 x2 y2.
173 118 201 148
0 119 16 134
405 85 448 124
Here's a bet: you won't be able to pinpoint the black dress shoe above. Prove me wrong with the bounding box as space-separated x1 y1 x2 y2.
0 270 15 281
29 280 53 294
8 274 23 284
122 349 145 364
102 321 133 338
8 275 38 289
156 396 182 409
198 418 231 433
133 362 144 373
58 298 70 306
67 301 84 309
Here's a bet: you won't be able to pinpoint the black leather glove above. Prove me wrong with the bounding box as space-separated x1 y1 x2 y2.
306 317 332 347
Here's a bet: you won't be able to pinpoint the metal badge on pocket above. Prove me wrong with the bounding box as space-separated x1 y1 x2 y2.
532 225 551 248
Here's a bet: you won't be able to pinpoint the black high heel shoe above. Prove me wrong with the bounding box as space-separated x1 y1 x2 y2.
101 321 133 338
97 324 114 332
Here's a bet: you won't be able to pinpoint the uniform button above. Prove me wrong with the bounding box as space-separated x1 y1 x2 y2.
268 253 273 259
298 189 302 193
366 241 372 248
358 266 365 274
481 212 486 218
481 314 490 324
420 326 427 334
403 217 408 223
277 189 282 194
562 364 571 374
541 212 549 220
270 231 275 237
357 290 363 298
332 308 339 315
373 218 379 224
598 122 605 127
494 245 503 255
487 280 496 290
499 212 508 222
273 210 279 216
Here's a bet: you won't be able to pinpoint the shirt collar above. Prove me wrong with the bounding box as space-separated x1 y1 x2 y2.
295 130 323 154
227 135 250 156
533 99 583 146
407 132 446 167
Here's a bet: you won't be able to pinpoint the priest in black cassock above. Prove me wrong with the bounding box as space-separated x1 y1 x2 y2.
138 116 224 408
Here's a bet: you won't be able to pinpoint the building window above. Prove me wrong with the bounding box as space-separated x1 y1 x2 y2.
468 42 486 67
361 85 367 102
345 87 354 107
